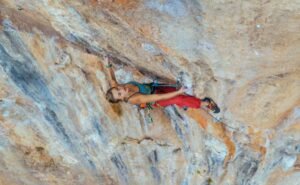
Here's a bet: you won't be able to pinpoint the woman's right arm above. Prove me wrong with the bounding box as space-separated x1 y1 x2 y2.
129 87 187 105
104 56 118 87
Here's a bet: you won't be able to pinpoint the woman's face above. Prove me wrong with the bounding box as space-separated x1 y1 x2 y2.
112 85 129 101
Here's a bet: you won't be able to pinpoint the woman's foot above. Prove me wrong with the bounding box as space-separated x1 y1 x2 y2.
201 97 220 113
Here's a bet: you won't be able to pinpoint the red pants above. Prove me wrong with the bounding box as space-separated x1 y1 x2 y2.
152 86 201 108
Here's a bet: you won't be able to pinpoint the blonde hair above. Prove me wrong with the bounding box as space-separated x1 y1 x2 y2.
106 87 121 103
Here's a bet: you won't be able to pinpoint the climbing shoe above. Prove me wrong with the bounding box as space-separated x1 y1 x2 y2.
202 97 220 113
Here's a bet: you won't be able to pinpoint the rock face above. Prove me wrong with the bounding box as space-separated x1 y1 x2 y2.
0 0 299 185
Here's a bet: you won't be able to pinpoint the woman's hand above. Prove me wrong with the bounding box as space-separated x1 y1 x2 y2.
104 55 112 68
177 86 189 95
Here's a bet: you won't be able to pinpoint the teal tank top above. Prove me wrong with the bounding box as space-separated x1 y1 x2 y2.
126 81 152 95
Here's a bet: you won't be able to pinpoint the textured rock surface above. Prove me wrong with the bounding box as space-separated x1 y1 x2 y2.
0 0 299 185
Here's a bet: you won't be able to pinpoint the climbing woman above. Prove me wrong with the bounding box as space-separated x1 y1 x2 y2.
104 56 220 113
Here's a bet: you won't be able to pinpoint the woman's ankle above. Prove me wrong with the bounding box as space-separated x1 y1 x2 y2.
201 101 209 107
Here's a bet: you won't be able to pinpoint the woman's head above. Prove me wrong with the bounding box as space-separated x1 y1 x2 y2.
106 85 129 103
